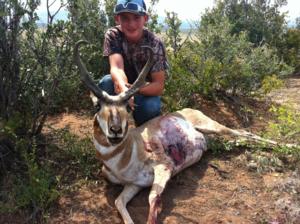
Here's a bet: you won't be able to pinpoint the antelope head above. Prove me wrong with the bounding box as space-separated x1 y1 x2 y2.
74 40 154 145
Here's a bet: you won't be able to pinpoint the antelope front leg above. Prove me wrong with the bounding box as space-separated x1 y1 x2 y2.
147 164 172 224
115 184 142 224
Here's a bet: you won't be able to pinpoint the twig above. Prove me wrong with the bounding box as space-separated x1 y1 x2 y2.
209 163 229 179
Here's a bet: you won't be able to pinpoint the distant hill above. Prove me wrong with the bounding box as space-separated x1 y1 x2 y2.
157 16 196 32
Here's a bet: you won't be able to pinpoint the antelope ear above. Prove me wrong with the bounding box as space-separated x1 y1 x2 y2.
90 92 99 106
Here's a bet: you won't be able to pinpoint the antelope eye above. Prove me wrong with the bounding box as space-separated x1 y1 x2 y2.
95 103 101 112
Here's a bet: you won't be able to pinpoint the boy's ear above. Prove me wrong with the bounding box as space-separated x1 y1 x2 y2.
144 14 149 22
114 15 120 25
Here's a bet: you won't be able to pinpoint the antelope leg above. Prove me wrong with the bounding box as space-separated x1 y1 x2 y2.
115 184 142 224
147 164 172 224
102 166 122 184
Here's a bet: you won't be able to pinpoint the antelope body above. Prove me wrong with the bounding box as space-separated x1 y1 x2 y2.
74 40 288 224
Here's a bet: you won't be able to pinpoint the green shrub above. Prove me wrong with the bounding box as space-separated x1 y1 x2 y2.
164 18 292 111
279 29 300 71
265 105 300 143
264 105 300 156
260 74 284 94
0 138 59 216
56 130 98 179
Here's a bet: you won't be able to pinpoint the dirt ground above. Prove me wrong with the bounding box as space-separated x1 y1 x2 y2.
267 74 300 112
19 75 300 223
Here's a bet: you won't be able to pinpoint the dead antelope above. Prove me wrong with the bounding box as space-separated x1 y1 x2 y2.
74 40 295 224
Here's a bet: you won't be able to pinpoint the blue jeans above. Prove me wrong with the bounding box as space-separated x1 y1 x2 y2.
98 75 161 126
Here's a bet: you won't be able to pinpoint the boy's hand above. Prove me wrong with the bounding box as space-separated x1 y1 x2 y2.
114 83 135 110
128 97 135 111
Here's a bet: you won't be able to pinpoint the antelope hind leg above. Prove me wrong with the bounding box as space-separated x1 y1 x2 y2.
179 109 283 146
176 108 235 136
115 184 142 224
147 164 172 224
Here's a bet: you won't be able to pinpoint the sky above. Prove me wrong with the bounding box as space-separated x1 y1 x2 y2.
153 0 300 22
37 0 299 23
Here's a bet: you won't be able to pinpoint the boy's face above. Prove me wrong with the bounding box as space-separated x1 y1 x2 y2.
115 13 148 43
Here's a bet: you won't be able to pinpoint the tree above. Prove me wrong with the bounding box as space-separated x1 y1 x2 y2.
146 0 162 33
296 17 300 29
164 14 292 108
164 11 182 57
0 0 25 120
104 0 117 27
1 0 109 218
67 0 108 79
279 29 300 71
202 0 287 48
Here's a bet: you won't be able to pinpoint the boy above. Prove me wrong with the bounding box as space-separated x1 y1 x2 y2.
99 0 168 126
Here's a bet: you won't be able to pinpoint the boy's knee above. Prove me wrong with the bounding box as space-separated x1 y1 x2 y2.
98 74 115 95
134 96 161 126
144 98 161 114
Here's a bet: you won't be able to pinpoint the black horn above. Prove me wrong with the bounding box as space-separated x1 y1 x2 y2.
74 41 154 103
118 46 155 101
74 40 115 103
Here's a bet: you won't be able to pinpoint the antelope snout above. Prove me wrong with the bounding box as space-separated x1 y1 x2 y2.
109 125 122 135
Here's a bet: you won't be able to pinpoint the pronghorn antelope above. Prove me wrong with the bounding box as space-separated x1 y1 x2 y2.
74 40 294 224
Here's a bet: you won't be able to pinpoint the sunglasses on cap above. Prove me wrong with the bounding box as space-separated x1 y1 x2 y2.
114 0 147 15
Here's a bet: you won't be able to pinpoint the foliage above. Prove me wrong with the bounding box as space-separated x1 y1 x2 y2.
202 0 288 48
0 0 108 220
1 0 110 133
0 127 98 218
207 137 237 155
165 17 292 109
55 129 98 179
296 17 300 29
0 138 59 219
67 0 108 80
265 105 300 144
104 0 117 27
260 74 284 94
164 11 182 57
146 0 162 33
0 0 26 120
164 48 200 110
15 142 59 211
278 29 300 71
263 105 300 158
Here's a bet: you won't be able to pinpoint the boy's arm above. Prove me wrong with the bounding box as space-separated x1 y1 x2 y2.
138 70 165 96
109 53 165 96
109 53 129 94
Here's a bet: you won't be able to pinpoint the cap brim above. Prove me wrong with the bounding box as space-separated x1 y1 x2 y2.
114 9 146 16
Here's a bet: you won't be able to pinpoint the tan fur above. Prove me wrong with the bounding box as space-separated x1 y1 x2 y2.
117 135 133 170
93 118 110 147
93 118 124 161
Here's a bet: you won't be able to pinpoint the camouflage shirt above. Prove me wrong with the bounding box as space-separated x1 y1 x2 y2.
103 25 168 84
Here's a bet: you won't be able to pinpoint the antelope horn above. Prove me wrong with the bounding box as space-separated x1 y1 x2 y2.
74 41 154 103
74 40 115 103
119 46 155 101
